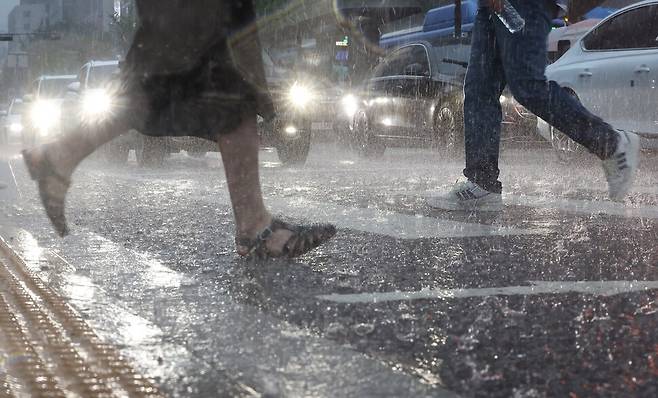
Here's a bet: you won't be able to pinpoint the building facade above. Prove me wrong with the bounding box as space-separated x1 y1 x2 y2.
62 0 116 32
19 0 64 28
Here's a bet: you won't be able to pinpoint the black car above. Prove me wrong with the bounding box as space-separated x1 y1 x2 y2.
346 41 536 157
258 51 344 164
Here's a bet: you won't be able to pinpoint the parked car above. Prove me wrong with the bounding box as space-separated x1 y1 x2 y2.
547 19 601 64
1 98 25 144
538 0 658 155
22 75 77 146
343 40 536 157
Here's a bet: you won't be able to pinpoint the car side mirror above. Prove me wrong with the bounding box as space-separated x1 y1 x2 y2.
67 81 81 93
23 94 34 103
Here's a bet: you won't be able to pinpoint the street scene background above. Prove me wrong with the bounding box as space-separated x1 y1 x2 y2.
1 1 657 397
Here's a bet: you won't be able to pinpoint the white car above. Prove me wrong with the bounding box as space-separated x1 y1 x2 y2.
1 98 25 144
538 0 658 151
23 75 77 146
61 60 120 132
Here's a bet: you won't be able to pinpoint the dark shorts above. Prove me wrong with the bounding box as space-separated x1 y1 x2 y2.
117 0 273 141
120 41 264 141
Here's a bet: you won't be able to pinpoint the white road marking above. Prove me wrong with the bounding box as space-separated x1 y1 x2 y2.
269 197 542 239
420 190 658 219
503 194 658 219
0 224 454 397
317 280 658 304
633 186 658 195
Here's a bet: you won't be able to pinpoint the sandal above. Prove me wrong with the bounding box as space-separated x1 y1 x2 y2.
22 149 72 237
236 218 336 259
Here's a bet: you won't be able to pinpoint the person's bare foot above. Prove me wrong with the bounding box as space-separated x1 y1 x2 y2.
236 217 336 259
22 147 72 237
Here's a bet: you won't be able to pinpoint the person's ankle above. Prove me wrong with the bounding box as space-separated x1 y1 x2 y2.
236 213 272 239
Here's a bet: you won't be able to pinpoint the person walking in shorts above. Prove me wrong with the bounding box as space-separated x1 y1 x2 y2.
22 0 336 258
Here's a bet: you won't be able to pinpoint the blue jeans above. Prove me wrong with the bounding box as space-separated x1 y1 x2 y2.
464 0 618 193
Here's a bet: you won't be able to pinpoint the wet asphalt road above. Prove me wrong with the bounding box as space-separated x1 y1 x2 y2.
1 141 658 397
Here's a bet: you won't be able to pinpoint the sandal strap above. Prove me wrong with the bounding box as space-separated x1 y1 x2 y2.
236 218 335 259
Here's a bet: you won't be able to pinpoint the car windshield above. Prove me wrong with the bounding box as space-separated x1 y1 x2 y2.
88 64 119 87
39 78 75 98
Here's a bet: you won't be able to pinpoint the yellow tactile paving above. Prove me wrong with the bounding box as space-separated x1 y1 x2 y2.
0 237 164 398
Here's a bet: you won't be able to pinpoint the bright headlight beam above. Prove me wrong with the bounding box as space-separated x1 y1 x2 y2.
30 100 60 131
342 94 358 118
289 83 313 108
82 89 113 119
9 123 23 133
284 125 298 135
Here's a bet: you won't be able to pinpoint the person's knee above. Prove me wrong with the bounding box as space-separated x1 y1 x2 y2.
508 79 548 111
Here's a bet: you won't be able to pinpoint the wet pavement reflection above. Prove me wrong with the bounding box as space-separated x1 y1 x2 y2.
1 142 657 397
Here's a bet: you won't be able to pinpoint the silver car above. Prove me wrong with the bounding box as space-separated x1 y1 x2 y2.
539 0 658 153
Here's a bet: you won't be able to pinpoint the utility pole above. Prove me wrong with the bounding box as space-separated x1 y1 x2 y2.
454 0 462 37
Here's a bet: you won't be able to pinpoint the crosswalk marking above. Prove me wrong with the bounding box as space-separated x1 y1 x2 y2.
269 197 543 239
502 193 658 219
417 190 658 219
317 280 658 304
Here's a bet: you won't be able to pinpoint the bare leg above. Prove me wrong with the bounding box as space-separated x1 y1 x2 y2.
217 116 293 256
22 117 130 236
38 117 132 178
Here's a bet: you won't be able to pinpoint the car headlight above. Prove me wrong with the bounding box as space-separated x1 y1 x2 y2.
288 83 314 109
341 94 358 118
283 125 298 136
9 122 23 133
30 100 60 131
82 89 113 120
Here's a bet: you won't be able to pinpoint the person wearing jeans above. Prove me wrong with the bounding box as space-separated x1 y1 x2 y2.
427 0 640 210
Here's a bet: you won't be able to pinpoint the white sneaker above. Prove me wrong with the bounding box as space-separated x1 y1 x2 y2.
426 180 503 211
602 130 640 201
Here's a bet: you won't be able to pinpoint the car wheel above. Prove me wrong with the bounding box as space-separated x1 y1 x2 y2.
275 121 311 165
136 135 167 167
352 111 385 158
433 106 462 154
